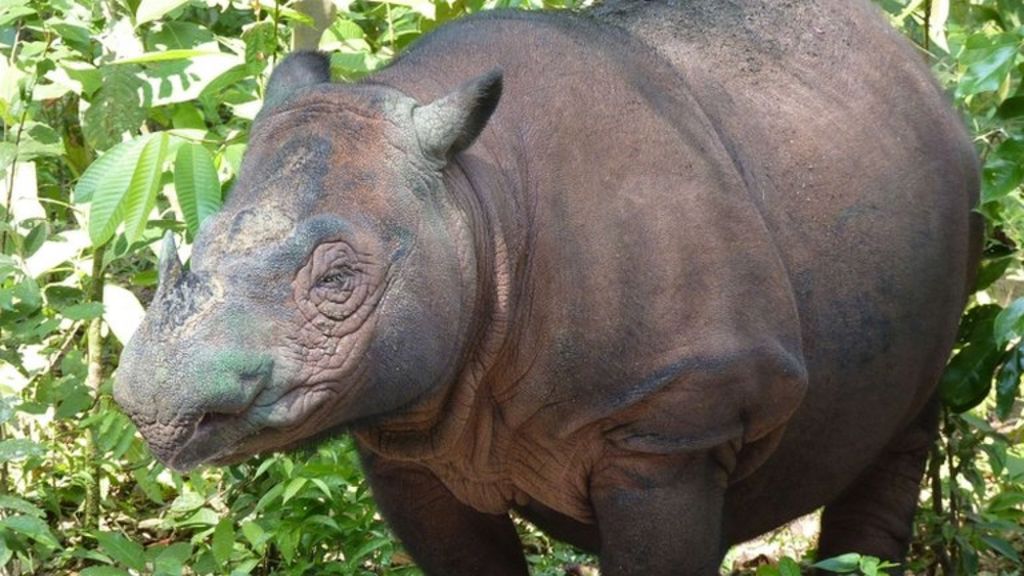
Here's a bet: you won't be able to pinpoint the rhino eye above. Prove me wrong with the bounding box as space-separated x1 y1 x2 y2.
316 265 354 289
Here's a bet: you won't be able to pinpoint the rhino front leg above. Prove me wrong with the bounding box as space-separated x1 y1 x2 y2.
358 447 529 576
591 449 728 576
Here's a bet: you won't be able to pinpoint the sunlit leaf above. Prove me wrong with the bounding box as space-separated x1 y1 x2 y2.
958 36 1022 96
81 135 149 246
0 439 45 463
122 132 170 242
103 284 146 345
136 0 192 25
174 142 222 238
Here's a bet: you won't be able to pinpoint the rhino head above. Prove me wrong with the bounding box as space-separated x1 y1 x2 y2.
114 53 502 470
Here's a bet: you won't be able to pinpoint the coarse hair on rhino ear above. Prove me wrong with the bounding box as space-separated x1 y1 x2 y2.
261 51 332 114
412 68 503 163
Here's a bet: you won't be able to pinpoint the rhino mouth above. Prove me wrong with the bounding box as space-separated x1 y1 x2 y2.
152 382 343 471
162 413 257 471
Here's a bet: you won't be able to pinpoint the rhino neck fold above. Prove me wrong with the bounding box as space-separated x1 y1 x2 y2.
357 135 529 462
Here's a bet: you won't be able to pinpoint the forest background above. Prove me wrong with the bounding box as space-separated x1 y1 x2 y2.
0 0 1022 574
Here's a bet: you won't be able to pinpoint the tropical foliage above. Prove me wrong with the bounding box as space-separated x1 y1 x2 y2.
0 0 1020 574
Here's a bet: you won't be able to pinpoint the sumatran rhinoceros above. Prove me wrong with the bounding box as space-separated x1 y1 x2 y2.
113 0 981 573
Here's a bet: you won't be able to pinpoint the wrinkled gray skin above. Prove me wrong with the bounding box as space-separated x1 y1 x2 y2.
115 1 981 574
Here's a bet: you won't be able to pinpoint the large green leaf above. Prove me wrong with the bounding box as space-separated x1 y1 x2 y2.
122 132 170 242
83 133 171 246
80 134 152 246
958 34 1022 96
174 142 221 238
95 531 147 572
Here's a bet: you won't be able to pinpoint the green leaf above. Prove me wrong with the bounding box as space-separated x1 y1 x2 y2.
81 568 131 576
96 531 147 571
147 22 215 51
243 21 277 64
995 298 1024 345
346 538 388 567
74 137 141 204
175 507 219 527
998 95 1024 119
282 477 307 504
0 495 44 517
980 535 1022 564
82 134 163 247
981 138 1024 204
241 520 269 550
813 552 862 573
975 255 1014 291
0 397 12 425
174 142 221 237
0 538 11 567
136 0 192 25
154 542 191 576
122 132 170 242
60 302 105 320
987 489 1024 513
21 223 47 259
113 49 222 64
940 343 1003 412
168 491 205 515
777 557 801 576
996 344 1024 419
18 123 64 160
0 515 59 548
958 36 1022 96
78 135 152 245
212 519 234 564
0 438 45 463
82 66 147 151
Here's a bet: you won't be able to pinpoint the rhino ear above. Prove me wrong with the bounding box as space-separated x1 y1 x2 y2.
413 68 503 163
262 51 331 114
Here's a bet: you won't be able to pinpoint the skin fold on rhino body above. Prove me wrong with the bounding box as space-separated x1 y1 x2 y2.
114 0 981 574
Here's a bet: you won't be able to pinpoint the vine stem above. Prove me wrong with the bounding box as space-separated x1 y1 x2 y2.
1 28 54 255
83 243 106 531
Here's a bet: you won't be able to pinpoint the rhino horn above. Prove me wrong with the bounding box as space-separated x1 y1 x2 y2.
413 68 503 163
158 231 183 289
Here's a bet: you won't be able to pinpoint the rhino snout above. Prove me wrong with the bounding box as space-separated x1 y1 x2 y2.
114 344 276 470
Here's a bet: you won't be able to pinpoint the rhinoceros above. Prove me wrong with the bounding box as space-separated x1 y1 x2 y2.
113 0 980 573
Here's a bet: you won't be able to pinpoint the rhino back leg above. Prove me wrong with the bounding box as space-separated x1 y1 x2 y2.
357 447 529 576
816 396 940 567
